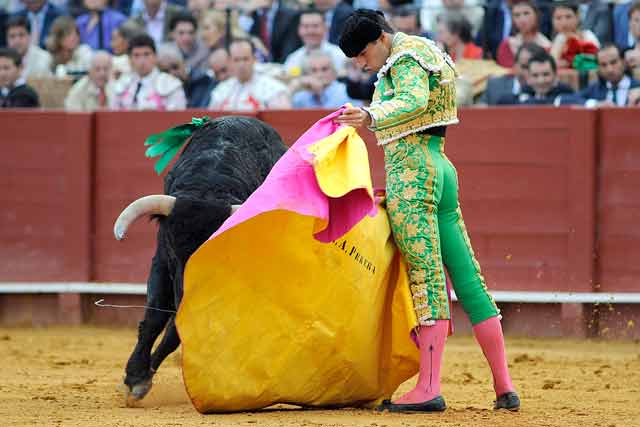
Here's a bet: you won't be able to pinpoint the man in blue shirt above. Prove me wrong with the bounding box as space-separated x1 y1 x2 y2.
292 49 360 109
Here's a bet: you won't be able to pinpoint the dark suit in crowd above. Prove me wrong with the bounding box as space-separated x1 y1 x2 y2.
249 0 302 64
13 2 64 49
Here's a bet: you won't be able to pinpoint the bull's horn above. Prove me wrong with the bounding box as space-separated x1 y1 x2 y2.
114 195 176 241
230 204 241 215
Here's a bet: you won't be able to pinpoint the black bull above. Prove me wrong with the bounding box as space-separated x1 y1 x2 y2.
115 117 287 401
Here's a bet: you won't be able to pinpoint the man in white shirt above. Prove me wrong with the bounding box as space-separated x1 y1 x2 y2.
5 15 52 80
111 33 186 110
283 8 347 77
209 38 290 111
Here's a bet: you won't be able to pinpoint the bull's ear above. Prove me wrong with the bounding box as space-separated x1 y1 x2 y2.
230 204 241 215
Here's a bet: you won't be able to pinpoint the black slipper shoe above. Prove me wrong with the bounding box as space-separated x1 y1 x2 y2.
376 395 447 412
494 391 520 411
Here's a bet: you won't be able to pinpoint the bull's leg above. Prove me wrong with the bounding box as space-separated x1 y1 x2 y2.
124 250 173 400
150 316 180 372
148 262 184 372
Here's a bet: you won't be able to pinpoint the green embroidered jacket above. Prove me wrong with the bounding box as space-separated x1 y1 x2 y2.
364 32 459 145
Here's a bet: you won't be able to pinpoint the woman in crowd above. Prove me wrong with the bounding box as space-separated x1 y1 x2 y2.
496 0 550 68
199 10 269 62
76 0 127 52
437 11 482 62
46 16 94 78
550 3 600 69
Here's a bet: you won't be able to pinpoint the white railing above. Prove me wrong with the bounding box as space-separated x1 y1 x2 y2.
0 283 639 304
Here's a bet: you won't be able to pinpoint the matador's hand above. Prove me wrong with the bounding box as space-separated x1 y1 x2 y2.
334 106 372 129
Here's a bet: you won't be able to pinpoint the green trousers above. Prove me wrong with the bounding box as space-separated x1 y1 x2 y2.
384 133 499 325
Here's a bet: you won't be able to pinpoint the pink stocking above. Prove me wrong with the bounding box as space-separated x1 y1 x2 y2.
394 320 449 404
472 316 515 397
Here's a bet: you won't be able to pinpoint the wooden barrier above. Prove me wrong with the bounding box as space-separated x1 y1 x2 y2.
0 111 92 324
596 109 640 338
92 110 212 284
0 112 92 281
0 108 638 337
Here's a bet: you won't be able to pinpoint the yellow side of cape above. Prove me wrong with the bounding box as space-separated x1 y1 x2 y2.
176 125 419 413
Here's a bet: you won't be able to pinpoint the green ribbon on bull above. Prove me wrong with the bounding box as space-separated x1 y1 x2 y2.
144 116 211 175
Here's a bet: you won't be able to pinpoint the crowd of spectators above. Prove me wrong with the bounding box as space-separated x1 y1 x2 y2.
1 0 640 110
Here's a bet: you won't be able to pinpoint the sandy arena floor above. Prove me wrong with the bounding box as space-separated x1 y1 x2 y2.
0 327 638 427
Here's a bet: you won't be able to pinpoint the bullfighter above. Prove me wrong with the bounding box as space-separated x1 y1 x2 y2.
334 9 520 412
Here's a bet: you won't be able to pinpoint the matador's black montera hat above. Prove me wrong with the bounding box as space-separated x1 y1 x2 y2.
338 9 391 58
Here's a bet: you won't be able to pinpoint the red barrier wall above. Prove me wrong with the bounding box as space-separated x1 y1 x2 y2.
0 112 92 282
446 108 597 293
596 109 640 338
597 109 640 293
1 108 638 337
265 108 598 293
92 110 220 283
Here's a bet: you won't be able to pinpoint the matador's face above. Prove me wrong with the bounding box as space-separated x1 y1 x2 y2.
353 34 390 73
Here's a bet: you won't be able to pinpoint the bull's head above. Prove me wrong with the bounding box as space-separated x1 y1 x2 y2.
113 195 241 241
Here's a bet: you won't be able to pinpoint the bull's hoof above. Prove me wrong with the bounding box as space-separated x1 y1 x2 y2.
124 377 153 406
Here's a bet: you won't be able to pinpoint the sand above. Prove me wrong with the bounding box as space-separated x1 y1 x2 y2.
1 327 638 427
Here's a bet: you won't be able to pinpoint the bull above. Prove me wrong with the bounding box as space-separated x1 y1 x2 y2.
113 116 287 402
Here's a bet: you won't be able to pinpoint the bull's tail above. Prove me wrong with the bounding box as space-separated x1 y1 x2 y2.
114 195 176 240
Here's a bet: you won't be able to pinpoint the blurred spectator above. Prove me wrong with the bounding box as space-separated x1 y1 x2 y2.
186 0 211 22
111 33 186 110
476 0 512 59
292 50 360 109
180 46 229 107
118 0 186 18
110 20 143 79
421 0 483 39
209 46 230 81
496 0 550 68
209 37 290 110
76 0 127 52
64 50 112 110
284 8 346 77
246 0 302 63
550 3 600 69
1 8 7 48
614 0 636 51
564 44 640 107
13 0 63 49
313 0 353 46
341 60 375 101
389 4 431 37
200 9 241 51
128 0 184 47
199 9 268 61
480 41 546 105
624 1 640 75
6 15 52 78
164 11 208 75
577 0 612 45
518 50 573 105
157 43 211 107
0 46 39 106
46 15 93 77
437 11 482 62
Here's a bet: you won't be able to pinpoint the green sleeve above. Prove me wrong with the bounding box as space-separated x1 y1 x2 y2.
366 56 430 131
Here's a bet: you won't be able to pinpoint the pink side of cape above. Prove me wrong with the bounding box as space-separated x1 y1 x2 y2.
209 108 374 243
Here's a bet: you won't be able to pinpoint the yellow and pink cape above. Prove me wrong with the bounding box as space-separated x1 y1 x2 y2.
176 109 420 413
